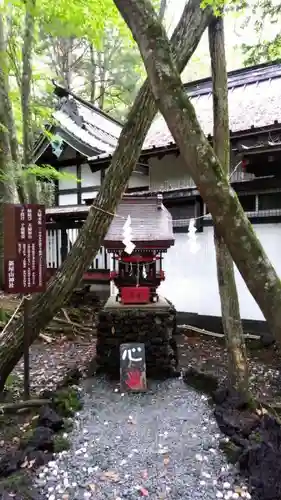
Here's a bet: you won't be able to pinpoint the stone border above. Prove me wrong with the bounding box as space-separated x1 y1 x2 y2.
183 367 281 500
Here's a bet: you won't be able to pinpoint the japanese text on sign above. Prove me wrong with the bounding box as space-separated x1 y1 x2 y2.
4 204 46 294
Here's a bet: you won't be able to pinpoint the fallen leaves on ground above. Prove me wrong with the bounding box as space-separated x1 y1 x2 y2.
139 486 149 496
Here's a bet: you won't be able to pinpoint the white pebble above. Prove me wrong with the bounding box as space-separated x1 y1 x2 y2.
48 461 57 468
223 482 231 489
48 495 55 500
195 454 203 461
216 492 223 498
202 472 211 478
224 492 232 500
199 480 206 486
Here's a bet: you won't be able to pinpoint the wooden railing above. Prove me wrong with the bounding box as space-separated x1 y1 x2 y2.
46 227 108 272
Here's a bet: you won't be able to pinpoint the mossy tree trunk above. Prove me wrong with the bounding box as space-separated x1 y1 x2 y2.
209 15 249 396
0 14 19 288
21 0 37 203
0 0 212 390
114 0 281 344
21 0 35 167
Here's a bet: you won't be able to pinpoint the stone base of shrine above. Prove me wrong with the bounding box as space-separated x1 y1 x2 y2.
96 296 178 378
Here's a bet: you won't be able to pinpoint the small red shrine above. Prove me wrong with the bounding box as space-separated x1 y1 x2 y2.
104 194 174 305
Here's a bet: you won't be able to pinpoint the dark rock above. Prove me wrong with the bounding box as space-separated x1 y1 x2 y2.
25 426 54 452
0 451 23 478
24 449 53 468
183 366 218 394
214 384 281 500
213 386 249 410
37 406 64 432
214 407 260 438
239 442 281 499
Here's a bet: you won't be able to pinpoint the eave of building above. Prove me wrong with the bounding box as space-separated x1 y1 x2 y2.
34 61 281 171
241 141 281 157
88 121 281 169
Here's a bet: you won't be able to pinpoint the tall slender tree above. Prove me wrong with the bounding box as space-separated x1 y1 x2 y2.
209 15 249 396
0 14 19 287
0 0 212 390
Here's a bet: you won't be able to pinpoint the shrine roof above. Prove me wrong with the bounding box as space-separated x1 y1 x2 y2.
104 196 174 248
89 61 281 162
46 196 174 247
34 61 281 166
142 61 281 150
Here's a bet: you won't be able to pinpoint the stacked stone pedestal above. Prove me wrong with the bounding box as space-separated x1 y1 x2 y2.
96 296 178 378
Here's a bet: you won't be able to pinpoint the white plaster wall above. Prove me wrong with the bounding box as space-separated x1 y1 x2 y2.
58 166 77 190
81 191 98 202
81 165 101 188
149 155 194 191
58 193 78 205
159 223 281 321
128 173 149 189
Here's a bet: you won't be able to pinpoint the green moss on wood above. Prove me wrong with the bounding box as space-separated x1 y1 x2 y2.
52 387 83 417
54 434 71 453
0 471 33 499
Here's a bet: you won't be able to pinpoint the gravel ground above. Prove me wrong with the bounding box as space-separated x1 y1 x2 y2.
34 376 250 500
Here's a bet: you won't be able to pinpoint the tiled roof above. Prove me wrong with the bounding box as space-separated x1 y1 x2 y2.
104 196 174 245
48 62 281 163
52 85 122 158
143 62 281 150
46 196 174 246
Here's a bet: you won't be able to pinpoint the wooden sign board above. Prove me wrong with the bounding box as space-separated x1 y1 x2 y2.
120 343 147 392
3 204 46 294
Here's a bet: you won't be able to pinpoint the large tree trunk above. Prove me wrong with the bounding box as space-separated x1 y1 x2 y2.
21 0 35 166
209 16 249 396
114 0 281 345
0 14 19 287
21 0 39 204
0 0 212 390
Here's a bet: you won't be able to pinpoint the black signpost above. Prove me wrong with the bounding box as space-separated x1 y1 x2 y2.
3 204 47 399
120 343 147 392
